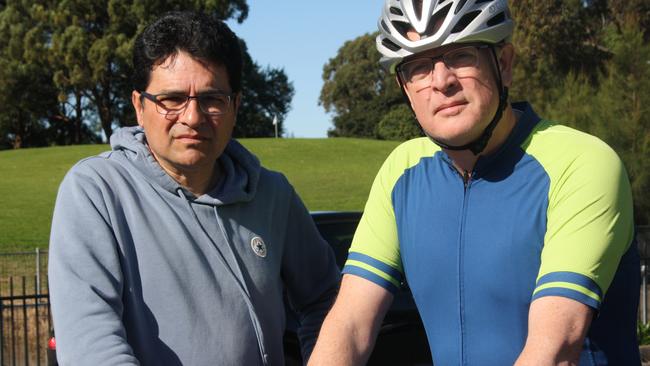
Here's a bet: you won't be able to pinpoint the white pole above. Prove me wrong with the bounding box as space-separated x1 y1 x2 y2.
643 264 647 324
273 115 278 138
36 247 40 295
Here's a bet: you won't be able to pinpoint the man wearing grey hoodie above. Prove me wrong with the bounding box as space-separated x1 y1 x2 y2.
48 11 339 366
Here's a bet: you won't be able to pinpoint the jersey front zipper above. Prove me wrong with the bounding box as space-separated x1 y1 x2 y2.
457 169 472 365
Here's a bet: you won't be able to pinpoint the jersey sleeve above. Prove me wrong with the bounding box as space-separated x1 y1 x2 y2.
530 127 635 310
343 139 436 294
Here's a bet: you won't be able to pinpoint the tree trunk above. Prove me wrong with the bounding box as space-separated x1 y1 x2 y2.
12 134 22 149
74 92 83 144
93 86 113 141
12 113 25 149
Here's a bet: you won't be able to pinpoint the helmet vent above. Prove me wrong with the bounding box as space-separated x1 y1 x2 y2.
451 10 480 33
426 3 452 35
382 38 402 52
413 0 424 19
487 12 506 27
454 0 468 15
392 21 412 38
389 6 404 16
381 19 391 33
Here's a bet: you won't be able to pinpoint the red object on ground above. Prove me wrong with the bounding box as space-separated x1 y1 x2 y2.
48 337 56 350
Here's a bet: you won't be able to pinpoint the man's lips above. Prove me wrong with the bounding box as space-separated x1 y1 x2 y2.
435 101 467 114
174 134 208 142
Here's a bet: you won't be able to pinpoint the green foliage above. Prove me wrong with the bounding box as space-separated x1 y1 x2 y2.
0 139 399 249
377 105 423 141
509 0 607 108
0 1 57 149
320 32 403 138
639 322 650 345
235 42 294 138
0 0 294 147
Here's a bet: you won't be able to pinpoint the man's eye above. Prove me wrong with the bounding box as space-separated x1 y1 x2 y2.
405 61 431 77
201 95 227 104
446 50 477 68
158 95 186 106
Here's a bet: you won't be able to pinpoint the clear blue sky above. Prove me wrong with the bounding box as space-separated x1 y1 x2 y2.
226 1 379 138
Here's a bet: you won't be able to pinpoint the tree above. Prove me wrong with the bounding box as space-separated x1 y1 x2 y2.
234 41 294 138
509 0 608 109
0 0 296 148
320 32 403 138
46 0 249 141
0 1 56 149
377 105 422 141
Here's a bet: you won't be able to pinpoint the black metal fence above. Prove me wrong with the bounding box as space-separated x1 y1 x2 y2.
0 276 51 366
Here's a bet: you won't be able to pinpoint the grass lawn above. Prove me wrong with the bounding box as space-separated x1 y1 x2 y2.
0 138 399 250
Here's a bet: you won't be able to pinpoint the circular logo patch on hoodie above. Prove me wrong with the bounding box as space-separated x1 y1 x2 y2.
251 237 267 258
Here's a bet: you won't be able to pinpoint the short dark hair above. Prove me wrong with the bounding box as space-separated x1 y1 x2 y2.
132 11 243 93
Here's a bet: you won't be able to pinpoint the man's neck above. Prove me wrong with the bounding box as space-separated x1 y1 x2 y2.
445 105 518 176
150 152 222 197
167 163 221 197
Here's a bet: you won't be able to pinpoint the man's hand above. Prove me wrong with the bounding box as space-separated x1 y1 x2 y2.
515 296 593 366
308 274 394 365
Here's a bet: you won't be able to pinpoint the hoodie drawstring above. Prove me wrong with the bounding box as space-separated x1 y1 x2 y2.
177 189 269 365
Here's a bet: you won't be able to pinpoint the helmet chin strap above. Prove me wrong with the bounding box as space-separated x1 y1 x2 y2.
421 46 509 156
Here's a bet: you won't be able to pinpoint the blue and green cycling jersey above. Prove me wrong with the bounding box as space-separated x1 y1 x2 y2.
343 102 640 365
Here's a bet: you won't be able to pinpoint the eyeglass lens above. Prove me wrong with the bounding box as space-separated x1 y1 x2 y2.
154 93 231 115
400 46 480 85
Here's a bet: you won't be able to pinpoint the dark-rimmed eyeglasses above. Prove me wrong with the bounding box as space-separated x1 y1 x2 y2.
139 91 234 116
397 44 490 87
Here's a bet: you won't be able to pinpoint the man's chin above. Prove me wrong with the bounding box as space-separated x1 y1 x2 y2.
423 126 482 148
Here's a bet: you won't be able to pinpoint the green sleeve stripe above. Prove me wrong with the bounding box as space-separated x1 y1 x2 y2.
344 260 402 289
533 281 602 303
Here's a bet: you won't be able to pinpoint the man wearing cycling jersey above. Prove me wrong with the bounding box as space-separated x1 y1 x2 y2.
310 0 640 365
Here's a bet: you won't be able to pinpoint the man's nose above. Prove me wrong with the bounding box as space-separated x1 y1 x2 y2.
430 61 458 92
179 97 205 127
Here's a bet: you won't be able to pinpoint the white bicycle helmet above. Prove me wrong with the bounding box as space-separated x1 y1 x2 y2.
377 0 514 73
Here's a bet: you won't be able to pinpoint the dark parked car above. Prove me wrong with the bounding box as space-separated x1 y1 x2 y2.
48 212 432 365
283 212 432 365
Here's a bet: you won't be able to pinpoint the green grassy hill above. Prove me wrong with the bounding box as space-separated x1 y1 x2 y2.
0 138 400 250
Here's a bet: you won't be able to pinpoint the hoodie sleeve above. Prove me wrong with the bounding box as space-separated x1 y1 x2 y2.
48 163 139 365
281 189 340 362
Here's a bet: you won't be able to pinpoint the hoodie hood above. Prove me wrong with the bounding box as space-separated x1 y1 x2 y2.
109 126 260 205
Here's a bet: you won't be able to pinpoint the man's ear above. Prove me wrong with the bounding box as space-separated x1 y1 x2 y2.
132 91 145 127
498 43 515 88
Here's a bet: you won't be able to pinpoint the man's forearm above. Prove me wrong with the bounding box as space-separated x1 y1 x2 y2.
308 305 376 365
514 296 592 366
308 275 393 365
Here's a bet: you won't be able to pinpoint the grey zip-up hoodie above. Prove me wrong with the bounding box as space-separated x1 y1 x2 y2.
49 127 340 365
